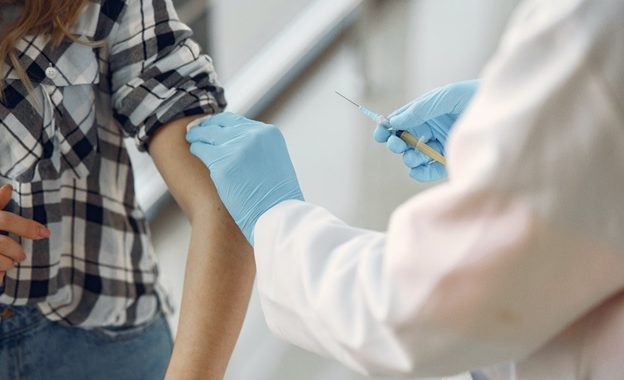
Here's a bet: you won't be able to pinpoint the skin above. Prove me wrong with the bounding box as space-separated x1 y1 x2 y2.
149 115 256 380
1 114 253 378
0 184 50 285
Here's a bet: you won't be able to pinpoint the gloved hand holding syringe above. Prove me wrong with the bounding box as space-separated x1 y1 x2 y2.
336 81 478 182
335 91 447 166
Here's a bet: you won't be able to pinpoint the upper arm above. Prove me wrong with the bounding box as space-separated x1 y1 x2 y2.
107 0 226 151
148 115 226 221
103 0 228 214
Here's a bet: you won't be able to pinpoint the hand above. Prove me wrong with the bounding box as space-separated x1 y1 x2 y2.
374 80 479 182
187 112 304 245
0 184 51 285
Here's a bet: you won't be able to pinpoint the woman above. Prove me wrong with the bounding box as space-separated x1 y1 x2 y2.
0 1 255 379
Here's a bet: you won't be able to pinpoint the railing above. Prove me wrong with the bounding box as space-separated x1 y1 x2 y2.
128 0 364 217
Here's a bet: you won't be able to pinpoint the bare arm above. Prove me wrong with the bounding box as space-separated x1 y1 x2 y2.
148 115 255 380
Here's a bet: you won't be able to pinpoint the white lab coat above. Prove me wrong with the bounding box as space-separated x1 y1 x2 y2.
253 0 624 378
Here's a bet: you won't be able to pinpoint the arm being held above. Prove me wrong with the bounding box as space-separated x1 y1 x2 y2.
106 1 253 378
150 116 255 380
186 112 304 245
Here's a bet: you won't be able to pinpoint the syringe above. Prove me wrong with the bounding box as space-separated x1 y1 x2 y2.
335 91 447 166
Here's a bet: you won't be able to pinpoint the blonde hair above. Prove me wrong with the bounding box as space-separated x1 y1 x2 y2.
0 0 92 97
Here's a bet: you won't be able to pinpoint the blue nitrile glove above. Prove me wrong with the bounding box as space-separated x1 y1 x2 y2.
374 80 479 182
187 112 304 245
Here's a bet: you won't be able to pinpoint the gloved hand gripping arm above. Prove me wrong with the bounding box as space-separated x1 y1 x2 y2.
187 112 304 245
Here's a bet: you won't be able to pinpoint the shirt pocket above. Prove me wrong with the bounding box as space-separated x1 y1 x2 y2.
0 40 101 182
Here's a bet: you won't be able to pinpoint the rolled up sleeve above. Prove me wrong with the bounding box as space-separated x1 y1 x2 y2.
108 0 226 150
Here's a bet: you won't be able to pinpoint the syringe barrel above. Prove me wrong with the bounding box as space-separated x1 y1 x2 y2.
394 130 447 166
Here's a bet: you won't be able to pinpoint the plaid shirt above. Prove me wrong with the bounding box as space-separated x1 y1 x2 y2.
0 0 226 327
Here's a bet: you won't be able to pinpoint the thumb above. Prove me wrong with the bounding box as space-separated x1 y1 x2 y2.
373 125 392 143
389 80 479 130
389 90 448 130
0 185 13 209
189 142 226 168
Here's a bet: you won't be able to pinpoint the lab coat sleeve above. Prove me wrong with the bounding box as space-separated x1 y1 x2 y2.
254 0 624 376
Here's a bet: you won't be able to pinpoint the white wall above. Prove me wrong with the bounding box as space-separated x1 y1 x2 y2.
405 0 520 96
211 0 312 81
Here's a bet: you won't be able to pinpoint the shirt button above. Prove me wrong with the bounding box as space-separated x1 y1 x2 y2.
45 67 58 80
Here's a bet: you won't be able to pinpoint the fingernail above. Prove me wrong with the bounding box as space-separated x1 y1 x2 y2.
38 226 51 238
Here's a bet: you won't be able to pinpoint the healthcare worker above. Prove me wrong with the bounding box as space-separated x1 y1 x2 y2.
186 0 624 378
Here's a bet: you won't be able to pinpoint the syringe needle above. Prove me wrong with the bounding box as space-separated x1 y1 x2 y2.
335 91 361 108
335 91 386 123
334 91 446 166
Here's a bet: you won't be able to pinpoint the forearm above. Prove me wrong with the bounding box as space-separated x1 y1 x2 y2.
168 208 255 379
149 116 255 379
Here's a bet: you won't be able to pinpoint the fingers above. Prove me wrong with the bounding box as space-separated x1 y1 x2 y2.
402 140 444 168
187 112 253 142
0 255 16 272
187 125 220 145
187 122 257 165
190 112 261 133
409 163 447 182
189 142 223 167
198 112 247 126
389 80 478 131
0 211 50 240
402 149 430 168
187 124 246 146
0 184 50 240
400 139 446 182
0 246 20 284
0 184 12 209
387 135 409 154
187 120 264 146
423 140 445 157
388 128 437 154
388 96 433 129
373 125 391 143
388 108 439 136
0 235 26 262
388 101 413 119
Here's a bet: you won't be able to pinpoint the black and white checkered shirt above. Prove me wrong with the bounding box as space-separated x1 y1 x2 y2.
0 0 226 327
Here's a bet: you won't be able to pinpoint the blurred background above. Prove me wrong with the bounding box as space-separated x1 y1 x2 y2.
130 0 520 379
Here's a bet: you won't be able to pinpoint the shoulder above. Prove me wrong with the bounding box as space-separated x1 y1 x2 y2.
84 0 150 41
65 0 130 40
87 0 152 41
97 0 128 22
93 0 185 41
